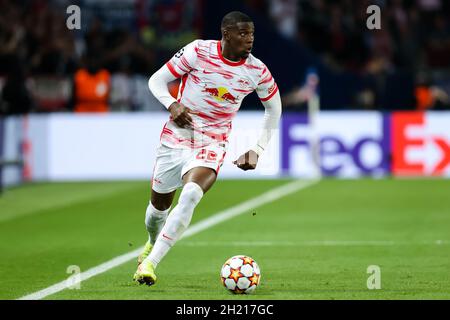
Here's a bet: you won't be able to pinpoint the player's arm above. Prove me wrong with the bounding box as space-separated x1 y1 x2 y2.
148 41 199 128
233 90 282 171
148 66 193 128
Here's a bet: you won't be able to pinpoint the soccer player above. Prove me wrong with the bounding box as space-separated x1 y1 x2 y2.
133 11 282 285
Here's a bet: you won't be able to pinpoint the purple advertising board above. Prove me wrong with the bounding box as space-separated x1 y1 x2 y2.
281 112 391 178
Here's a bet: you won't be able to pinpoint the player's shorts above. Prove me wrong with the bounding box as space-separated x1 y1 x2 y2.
151 143 227 194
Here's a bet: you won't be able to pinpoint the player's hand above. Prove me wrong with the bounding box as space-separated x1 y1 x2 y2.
168 102 196 129
233 150 259 171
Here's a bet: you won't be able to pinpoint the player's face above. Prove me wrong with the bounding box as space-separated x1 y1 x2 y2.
228 22 254 59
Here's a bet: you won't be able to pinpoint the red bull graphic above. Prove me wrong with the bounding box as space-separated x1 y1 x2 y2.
203 86 238 104
203 87 219 97
221 92 237 104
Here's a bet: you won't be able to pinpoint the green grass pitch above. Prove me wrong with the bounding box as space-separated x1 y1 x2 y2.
0 179 449 300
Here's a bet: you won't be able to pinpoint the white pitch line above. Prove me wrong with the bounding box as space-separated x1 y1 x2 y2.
18 248 143 301
179 240 450 247
18 178 319 300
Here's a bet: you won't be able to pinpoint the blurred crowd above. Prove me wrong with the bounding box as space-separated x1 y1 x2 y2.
262 0 450 110
0 0 449 115
0 0 201 114
267 0 450 72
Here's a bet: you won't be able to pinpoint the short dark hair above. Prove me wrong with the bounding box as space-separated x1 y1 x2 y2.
221 11 253 30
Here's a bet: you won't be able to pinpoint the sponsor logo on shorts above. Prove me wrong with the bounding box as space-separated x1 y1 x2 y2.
196 149 218 162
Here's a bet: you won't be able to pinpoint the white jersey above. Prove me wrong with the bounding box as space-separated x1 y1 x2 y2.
161 39 278 149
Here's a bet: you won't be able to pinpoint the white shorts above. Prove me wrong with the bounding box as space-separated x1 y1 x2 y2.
151 143 227 194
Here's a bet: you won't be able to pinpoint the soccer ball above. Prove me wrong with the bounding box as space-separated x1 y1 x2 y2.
220 255 261 294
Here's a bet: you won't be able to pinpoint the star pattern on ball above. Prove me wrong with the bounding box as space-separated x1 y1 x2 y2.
242 256 254 265
248 273 260 286
229 268 243 282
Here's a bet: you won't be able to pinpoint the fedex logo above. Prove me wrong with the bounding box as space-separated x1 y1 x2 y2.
281 114 390 177
392 112 450 176
281 112 450 178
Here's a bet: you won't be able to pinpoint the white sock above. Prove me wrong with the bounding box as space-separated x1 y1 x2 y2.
145 201 170 245
146 182 204 268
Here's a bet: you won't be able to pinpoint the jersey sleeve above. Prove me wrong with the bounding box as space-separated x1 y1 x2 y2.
256 63 279 102
165 40 199 78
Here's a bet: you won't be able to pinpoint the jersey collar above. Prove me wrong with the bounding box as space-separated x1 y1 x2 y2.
217 41 246 66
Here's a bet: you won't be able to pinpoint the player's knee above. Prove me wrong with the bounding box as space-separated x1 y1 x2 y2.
183 168 217 193
151 198 172 211
179 182 204 208
145 201 169 227
151 189 175 211
175 182 204 228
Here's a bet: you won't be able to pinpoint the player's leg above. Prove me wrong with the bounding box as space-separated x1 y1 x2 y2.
146 190 176 244
136 168 216 286
134 145 184 283
144 167 216 268
182 166 217 192
137 144 225 286
137 189 176 265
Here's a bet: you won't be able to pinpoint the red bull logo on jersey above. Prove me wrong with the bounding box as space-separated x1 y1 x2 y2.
203 86 238 104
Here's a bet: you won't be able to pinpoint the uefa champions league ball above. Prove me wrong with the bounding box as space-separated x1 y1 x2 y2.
220 255 261 294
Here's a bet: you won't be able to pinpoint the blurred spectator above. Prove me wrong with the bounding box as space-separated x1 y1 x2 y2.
297 0 329 55
30 76 72 112
282 70 319 109
415 71 450 110
0 58 34 115
353 88 376 110
110 62 132 112
72 55 110 113
425 14 450 69
281 85 312 110
149 0 201 52
269 0 298 40
130 74 165 112
417 0 442 11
